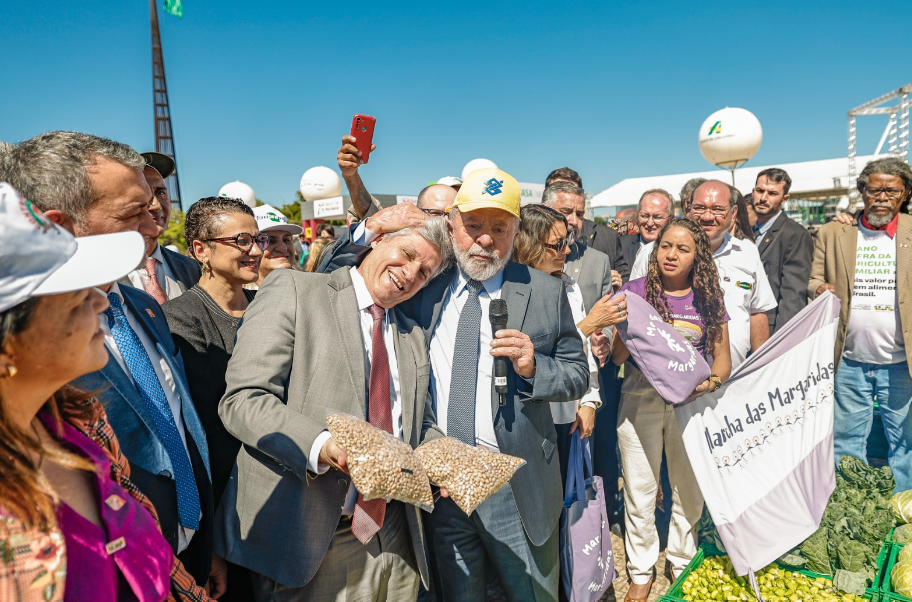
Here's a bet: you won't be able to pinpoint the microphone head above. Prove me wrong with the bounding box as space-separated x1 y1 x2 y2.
489 299 508 325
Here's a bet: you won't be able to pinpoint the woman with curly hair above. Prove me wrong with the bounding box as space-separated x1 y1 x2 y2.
611 219 732 602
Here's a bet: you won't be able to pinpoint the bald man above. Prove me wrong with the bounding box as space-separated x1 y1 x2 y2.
631 180 776 368
415 184 457 216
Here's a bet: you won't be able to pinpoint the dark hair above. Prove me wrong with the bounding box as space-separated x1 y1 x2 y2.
645 219 727 349
316 223 335 237
857 157 912 213
756 168 792 194
542 181 585 206
0 299 98 524
513 204 568 271
545 167 582 188
729 187 755 242
679 178 708 213
184 196 255 261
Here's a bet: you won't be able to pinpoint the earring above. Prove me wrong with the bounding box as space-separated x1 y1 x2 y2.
202 262 211 274
2 365 16 378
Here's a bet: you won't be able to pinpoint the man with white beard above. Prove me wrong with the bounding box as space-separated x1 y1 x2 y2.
320 168 588 601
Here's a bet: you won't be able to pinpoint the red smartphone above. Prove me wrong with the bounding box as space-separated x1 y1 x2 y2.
350 114 376 164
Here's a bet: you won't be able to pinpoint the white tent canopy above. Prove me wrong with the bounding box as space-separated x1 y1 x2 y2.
590 155 880 210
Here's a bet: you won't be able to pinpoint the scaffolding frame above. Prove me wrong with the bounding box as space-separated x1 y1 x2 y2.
151 0 182 206
847 82 912 206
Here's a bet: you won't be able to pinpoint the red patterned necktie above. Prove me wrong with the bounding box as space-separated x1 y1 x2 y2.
351 304 393 544
144 257 168 305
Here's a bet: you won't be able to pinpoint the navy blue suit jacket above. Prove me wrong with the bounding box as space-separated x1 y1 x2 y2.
72 284 213 583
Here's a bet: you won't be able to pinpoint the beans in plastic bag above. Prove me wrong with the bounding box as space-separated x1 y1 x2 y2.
326 413 434 512
415 437 525 515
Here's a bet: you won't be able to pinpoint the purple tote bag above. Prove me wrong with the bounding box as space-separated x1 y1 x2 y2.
559 435 616 602
616 292 711 404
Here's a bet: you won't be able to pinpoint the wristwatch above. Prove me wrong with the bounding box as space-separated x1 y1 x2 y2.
708 374 723 392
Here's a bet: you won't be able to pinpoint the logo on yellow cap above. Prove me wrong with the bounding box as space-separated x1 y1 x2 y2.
482 178 504 196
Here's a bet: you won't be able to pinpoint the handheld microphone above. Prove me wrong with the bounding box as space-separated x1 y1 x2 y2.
490 299 509 406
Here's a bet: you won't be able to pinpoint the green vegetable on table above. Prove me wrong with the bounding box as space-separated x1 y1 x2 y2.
892 558 912 597
899 545 912 563
893 490 912 523
895 524 912 544
679 556 866 602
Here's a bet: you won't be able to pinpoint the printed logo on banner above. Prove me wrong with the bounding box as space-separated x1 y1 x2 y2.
703 361 836 473
644 312 699 372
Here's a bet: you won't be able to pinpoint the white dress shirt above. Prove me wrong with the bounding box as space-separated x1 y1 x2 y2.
428 268 505 451
307 267 403 513
551 278 601 424
101 282 196 551
127 244 184 300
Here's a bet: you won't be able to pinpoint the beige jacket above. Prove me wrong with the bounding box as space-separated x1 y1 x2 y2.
807 213 912 376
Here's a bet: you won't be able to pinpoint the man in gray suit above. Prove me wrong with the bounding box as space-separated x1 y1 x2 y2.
750 168 813 334
122 152 200 301
326 168 589 601
216 219 452 601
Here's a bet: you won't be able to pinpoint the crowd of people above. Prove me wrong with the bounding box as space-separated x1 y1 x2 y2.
0 128 910 602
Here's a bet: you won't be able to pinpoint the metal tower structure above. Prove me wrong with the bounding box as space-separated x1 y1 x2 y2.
151 0 182 205
847 82 911 207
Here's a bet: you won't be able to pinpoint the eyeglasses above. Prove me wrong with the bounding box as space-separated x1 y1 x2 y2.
863 186 906 200
266 234 294 246
689 205 730 218
543 234 574 253
638 213 670 224
420 208 447 217
203 232 269 251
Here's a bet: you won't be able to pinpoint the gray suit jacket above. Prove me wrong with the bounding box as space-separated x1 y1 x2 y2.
400 262 588 546
215 268 434 588
564 241 613 312
755 212 813 334
161 245 201 292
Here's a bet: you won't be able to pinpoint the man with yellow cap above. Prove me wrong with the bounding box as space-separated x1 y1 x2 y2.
320 168 588 601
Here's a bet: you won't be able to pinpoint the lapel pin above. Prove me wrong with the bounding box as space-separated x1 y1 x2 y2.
902 243 909 248
146 308 155 318
105 494 126 511
105 536 126 555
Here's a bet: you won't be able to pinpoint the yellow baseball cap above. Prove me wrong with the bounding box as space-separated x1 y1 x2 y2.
448 168 521 220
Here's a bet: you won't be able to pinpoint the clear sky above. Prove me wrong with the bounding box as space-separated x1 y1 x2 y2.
3 0 911 210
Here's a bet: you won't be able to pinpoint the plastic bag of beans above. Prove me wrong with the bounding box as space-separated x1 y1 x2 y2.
415 437 526 515
326 413 435 512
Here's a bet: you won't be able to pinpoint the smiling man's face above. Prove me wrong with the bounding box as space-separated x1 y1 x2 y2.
358 230 442 308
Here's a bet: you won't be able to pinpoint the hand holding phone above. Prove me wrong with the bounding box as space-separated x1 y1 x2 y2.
350 114 376 164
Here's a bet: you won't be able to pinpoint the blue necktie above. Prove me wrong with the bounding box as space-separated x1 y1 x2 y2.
105 293 201 530
447 279 484 445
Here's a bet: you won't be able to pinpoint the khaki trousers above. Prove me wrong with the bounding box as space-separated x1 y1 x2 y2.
616 367 704 584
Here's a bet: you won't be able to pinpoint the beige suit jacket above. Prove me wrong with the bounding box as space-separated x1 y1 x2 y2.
807 213 912 376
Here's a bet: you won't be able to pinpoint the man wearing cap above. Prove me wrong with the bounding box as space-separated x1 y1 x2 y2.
251 203 303 289
322 168 588 601
122 152 201 302
2 131 221 599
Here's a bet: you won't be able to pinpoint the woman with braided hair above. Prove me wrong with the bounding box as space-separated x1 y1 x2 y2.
610 218 732 602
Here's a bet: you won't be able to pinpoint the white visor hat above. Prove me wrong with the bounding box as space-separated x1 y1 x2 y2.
0 182 145 313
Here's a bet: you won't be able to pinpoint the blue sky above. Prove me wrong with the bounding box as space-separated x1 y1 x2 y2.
3 0 911 210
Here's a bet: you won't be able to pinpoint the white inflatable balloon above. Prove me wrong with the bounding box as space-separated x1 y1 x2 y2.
219 181 257 208
698 107 763 169
299 166 343 201
461 158 498 182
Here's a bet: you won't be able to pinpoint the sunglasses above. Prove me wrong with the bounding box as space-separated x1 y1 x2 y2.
203 232 269 252
543 235 574 253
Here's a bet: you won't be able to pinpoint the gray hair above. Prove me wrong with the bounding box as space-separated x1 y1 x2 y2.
383 217 453 280
542 181 585 206
679 177 708 211
1 131 145 226
0 141 14 176
857 158 912 212
637 189 674 214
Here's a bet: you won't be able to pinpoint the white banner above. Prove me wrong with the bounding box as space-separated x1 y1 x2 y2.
675 292 841 575
519 182 545 207
397 195 418 205
313 196 344 218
